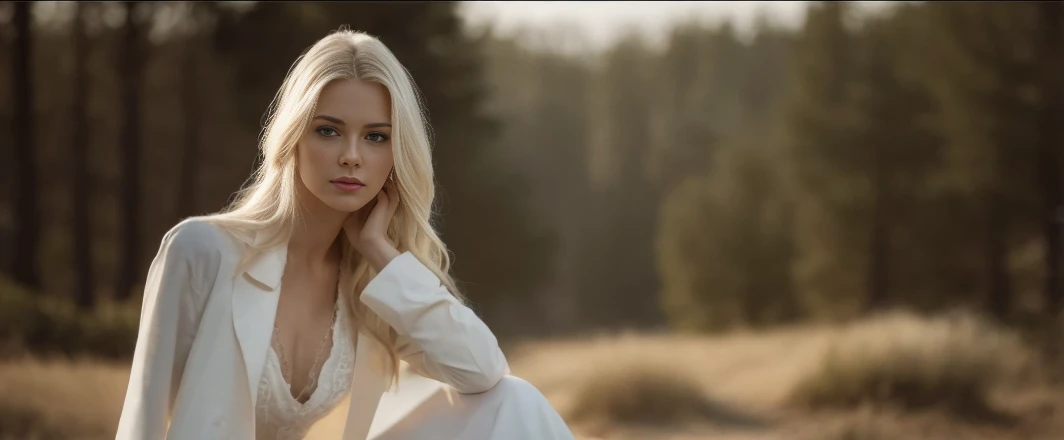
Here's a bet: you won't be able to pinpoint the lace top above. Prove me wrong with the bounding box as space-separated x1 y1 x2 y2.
255 293 355 440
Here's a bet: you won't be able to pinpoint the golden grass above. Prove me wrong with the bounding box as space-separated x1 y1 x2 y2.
0 356 128 439
810 423 890 440
0 312 1059 440
795 410 895 440
564 359 760 428
508 324 838 413
787 310 1032 415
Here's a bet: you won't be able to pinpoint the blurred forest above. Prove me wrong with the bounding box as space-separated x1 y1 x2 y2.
1 1 1063 355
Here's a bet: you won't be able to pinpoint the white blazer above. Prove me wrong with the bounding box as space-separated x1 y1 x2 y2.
116 217 510 440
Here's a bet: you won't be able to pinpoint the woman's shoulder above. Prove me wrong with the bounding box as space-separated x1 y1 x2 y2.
160 215 244 260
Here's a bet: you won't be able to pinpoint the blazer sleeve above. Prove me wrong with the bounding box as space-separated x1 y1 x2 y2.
360 252 510 394
116 224 209 439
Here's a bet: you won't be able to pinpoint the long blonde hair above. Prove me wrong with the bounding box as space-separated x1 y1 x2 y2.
206 29 463 381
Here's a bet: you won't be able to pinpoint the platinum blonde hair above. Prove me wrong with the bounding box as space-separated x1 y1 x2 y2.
206 29 463 381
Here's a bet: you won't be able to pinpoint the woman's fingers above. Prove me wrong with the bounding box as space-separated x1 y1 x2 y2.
377 184 390 211
387 182 400 215
358 181 398 239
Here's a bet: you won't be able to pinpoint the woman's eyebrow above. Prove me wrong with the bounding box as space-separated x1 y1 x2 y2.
313 115 345 125
312 115 390 129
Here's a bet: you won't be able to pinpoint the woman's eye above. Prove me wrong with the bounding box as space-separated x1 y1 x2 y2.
316 126 340 137
366 132 390 143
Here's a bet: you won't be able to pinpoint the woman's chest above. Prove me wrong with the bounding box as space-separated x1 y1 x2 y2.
272 268 344 399
254 306 356 440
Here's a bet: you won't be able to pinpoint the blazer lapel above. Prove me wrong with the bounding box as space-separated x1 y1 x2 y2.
341 331 390 440
231 235 287 409
228 228 392 439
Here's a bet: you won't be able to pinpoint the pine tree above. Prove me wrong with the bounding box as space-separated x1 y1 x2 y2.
786 2 868 319
9 2 42 290
919 2 1047 320
71 2 95 308
115 1 145 301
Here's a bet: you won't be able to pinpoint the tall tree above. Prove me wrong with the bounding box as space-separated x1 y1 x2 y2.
1035 1 1064 317
116 1 144 300
658 141 798 331
649 23 720 187
177 3 211 218
577 35 666 329
788 3 970 319
479 36 592 334
71 2 95 308
10 2 41 290
918 2 1049 320
850 10 943 313
786 2 867 318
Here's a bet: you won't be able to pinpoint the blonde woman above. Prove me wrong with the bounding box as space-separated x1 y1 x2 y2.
116 29 573 440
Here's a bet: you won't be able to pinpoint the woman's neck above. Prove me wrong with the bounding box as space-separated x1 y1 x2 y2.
288 194 346 269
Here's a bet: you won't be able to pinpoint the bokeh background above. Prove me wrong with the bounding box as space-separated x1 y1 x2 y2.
2 1 1063 439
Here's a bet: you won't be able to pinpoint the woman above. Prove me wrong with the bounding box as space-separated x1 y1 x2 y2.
116 29 574 440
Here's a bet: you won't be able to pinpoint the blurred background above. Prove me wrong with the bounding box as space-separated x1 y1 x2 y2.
1 1 1063 439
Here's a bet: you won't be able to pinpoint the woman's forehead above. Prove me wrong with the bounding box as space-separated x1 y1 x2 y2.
315 78 392 124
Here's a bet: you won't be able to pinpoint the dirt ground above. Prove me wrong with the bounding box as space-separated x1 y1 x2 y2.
2 322 1061 440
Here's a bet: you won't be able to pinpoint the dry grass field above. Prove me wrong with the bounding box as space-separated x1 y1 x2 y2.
1 311 1061 440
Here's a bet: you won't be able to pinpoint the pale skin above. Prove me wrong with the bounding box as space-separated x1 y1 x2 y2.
274 77 400 402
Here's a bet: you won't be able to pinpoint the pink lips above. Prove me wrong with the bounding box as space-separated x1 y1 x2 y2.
331 176 364 192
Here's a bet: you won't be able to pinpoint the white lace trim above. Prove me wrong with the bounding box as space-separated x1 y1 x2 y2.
255 294 355 440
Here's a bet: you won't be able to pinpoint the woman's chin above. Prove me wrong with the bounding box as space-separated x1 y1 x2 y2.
319 195 369 213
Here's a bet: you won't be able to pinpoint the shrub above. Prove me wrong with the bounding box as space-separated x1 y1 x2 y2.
566 360 761 428
0 277 140 360
788 310 1029 415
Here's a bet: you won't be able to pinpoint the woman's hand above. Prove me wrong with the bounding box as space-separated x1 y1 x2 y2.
344 179 401 271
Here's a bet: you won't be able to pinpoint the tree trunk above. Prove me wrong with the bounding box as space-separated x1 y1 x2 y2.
10 2 41 290
1037 1 1064 318
178 35 200 218
116 2 143 301
986 196 1011 321
866 162 890 313
72 3 95 309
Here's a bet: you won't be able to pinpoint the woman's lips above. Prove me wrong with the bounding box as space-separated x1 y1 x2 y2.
332 181 364 192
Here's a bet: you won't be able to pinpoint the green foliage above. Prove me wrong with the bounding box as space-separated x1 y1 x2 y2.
650 19 799 332
4 1 1062 345
657 142 798 331
786 2 872 319
0 277 139 360
781 2 1045 321
916 2 1052 318
571 37 668 329
576 21 801 331
4 3 556 341
478 37 592 334
654 1 1057 331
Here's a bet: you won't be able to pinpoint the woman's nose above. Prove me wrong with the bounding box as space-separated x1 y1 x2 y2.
339 142 362 167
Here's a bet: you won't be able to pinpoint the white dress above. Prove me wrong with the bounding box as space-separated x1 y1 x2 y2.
369 374 576 440
255 293 355 440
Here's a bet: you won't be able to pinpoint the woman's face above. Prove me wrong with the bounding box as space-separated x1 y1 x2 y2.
297 78 394 214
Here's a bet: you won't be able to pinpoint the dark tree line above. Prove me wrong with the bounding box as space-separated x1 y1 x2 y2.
483 2 1064 333
0 3 553 338
2 2 1061 342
